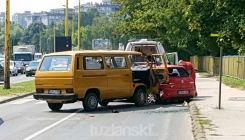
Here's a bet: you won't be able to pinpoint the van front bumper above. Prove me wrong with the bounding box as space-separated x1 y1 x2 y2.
33 93 78 100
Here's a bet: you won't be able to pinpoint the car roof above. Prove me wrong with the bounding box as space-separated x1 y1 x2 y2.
43 50 143 56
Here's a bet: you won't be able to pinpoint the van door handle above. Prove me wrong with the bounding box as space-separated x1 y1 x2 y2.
125 74 130 76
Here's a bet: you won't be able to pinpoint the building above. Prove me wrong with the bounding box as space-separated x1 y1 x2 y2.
12 11 31 28
96 1 120 17
25 8 75 27
0 12 5 23
74 0 120 17
74 2 96 13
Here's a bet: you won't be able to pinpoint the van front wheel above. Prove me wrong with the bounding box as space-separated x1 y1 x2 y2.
83 93 98 111
47 102 63 111
134 88 146 106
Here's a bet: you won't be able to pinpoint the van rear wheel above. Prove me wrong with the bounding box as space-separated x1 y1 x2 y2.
134 88 146 106
47 102 63 111
83 93 98 111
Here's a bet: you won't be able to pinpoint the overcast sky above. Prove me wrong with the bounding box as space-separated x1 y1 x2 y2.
0 0 102 16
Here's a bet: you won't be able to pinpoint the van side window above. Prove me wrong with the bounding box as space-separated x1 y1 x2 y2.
105 56 127 69
83 56 104 70
168 68 189 77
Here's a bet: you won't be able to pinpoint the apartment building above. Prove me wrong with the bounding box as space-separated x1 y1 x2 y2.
12 11 31 28
25 8 74 27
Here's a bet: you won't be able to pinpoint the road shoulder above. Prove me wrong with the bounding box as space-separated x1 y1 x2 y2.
190 73 245 140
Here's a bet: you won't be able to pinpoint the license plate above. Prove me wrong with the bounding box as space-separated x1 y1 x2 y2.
48 90 61 94
178 90 189 94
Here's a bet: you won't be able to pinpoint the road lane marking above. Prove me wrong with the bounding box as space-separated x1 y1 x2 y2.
9 99 34 104
23 108 83 140
35 101 46 104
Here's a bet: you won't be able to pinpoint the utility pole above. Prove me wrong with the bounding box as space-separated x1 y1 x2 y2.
39 17 42 53
65 0 69 37
53 20 56 52
72 14 74 51
4 0 10 89
78 0 81 50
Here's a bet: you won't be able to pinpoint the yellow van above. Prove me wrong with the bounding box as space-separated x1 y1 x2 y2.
33 50 168 111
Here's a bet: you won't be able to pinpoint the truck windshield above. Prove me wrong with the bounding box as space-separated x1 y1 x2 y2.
39 55 72 71
14 54 32 61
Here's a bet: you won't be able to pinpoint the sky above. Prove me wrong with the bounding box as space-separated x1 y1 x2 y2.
0 0 102 17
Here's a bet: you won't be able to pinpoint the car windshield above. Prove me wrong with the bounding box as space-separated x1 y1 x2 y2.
39 55 72 71
29 62 39 67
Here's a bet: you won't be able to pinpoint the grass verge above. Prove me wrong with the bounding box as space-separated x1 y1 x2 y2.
198 72 245 90
195 105 222 137
0 80 35 96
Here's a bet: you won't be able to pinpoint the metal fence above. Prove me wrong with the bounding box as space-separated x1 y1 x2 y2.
190 56 245 80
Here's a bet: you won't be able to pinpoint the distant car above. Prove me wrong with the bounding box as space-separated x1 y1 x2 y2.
158 65 197 102
0 61 18 76
26 61 40 77
14 61 25 74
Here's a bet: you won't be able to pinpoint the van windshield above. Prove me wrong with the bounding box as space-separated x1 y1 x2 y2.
39 55 72 71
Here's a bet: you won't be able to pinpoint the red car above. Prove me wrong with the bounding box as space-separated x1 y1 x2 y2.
158 65 197 102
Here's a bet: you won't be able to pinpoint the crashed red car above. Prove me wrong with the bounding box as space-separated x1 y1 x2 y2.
158 65 197 102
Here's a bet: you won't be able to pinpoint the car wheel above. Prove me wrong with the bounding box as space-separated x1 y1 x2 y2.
99 100 109 106
26 74 29 77
83 93 98 111
133 88 146 106
47 102 63 111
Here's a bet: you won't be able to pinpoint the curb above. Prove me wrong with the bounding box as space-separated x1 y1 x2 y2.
0 92 34 105
188 102 206 140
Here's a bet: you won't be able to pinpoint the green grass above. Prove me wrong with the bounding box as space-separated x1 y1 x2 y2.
198 72 245 90
0 80 35 96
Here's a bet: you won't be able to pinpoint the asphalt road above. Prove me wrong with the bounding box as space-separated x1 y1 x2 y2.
0 74 34 85
0 96 194 140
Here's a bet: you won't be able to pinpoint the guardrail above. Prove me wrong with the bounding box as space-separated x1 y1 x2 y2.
190 55 245 80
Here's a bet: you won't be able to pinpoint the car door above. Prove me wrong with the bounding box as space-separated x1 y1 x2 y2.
168 67 195 95
105 55 131 99
167 52 179 65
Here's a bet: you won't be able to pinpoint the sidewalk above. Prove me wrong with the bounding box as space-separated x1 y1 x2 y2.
193 73 245 140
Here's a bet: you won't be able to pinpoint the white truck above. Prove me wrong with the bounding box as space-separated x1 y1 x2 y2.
125 39 179 65
13 45 35 66
34 53 42 61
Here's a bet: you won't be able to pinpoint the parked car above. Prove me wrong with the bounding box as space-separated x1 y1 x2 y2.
25 61 40 77
14 61 25 74
0 61 18 76
158 65 197 102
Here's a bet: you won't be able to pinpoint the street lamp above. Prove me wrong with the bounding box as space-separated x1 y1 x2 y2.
64 0 69 37
78 0 81 50
210 31 222 109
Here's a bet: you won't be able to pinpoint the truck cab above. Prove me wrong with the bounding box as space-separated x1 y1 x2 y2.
13 45 35 66
34 53 42 61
